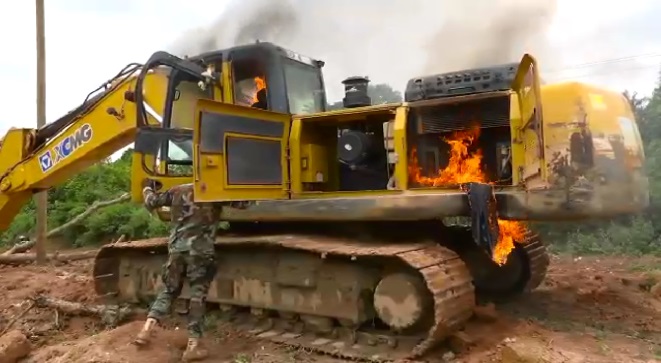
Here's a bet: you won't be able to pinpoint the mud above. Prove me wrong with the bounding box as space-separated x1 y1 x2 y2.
0 254 659 363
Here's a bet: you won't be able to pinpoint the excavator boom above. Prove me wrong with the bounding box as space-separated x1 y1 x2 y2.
0 53 212 231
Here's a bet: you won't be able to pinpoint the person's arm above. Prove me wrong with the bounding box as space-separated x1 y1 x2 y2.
142 184 174 211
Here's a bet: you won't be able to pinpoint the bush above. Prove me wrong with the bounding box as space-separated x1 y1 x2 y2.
0 149 168 248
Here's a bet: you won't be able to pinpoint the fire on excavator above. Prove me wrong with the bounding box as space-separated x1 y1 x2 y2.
0 41 649 361
408 127 527 265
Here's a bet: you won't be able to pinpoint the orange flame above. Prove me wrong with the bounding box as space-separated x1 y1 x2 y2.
409 126 527 265
409 127 486 186
494 219 527 265
251 76 266 104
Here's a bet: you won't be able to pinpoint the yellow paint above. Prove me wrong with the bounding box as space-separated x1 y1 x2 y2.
0 46 648 232
193 99 290 202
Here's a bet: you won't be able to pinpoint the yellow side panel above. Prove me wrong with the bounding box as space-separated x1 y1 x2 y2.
511 54 546 187
392 106 409 191
193 99 291 202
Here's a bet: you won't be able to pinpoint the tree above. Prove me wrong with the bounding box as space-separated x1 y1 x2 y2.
1 148 168 248
368 83 403 104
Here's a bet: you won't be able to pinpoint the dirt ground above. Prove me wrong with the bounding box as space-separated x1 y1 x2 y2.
0 253 659 363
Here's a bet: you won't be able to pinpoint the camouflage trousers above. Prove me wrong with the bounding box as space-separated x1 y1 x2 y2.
147 251 217 338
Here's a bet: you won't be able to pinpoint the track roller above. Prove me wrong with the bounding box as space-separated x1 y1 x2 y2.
373 273 433 331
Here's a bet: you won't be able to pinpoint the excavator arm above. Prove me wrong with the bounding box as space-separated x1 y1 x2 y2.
0 52 214 231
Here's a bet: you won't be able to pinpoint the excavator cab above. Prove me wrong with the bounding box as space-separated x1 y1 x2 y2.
131 42 327 218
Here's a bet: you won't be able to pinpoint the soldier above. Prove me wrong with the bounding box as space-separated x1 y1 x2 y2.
133 179 219 362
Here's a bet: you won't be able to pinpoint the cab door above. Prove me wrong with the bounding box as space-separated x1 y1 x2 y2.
511 54 546 187
131 127 195 212
193 99 291 202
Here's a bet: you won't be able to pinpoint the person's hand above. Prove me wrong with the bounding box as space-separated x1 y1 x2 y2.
141 178 154 189
142 178 164 190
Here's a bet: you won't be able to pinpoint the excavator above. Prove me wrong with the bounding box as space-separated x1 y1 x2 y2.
0 42 649 361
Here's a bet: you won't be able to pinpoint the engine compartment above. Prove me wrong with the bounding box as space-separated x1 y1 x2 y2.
294 93 514 193
407 93 513 187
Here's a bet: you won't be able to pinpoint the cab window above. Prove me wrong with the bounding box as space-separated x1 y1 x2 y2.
157 71 207 177
283 59 325 114
165 140 193 176
153 137 194 177
232 58 268 110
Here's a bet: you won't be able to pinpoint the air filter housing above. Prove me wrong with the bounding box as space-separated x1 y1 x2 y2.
342 76 371 108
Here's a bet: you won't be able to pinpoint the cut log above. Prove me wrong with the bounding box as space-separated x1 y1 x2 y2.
1 240 36 256
0 250 98 265
33 295 137 327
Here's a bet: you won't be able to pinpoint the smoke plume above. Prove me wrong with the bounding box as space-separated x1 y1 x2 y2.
169 0 658 100
420 0 558 75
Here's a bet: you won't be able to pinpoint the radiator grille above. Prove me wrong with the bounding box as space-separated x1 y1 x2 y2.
413 95 511 134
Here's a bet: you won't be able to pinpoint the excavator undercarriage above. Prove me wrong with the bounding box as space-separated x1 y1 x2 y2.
94 223 549 361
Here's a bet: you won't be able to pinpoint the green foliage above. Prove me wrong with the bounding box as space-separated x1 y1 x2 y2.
543 217 659 256
0 148 168 248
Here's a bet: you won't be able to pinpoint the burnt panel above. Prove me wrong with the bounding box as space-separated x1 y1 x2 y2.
199 111 284 153
226 137 282 185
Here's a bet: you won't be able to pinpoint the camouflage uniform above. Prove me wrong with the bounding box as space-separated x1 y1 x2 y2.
142 183 219 339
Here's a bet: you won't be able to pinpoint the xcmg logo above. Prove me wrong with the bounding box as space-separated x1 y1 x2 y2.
39 123 93 172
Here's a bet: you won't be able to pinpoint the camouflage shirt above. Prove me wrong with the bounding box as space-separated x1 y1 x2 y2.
142 183 218 256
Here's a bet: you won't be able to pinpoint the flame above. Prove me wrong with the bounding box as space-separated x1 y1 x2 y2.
494 219 527 265
408 127 486 186
409 126 527 265
251 76 266 104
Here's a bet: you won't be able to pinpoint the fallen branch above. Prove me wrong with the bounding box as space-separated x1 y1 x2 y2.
0 193 131 263
32 295 137 327
1 240 36 256
0 250 98 265
46 193 130 238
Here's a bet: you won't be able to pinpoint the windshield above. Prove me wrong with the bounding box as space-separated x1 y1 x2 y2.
283 59 325 115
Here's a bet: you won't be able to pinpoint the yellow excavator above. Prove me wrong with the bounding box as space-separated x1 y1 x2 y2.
0 42 648 361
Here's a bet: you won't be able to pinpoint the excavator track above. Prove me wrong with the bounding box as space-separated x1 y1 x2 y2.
95 235 476 361
520 231 550 293
443 226 550 301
